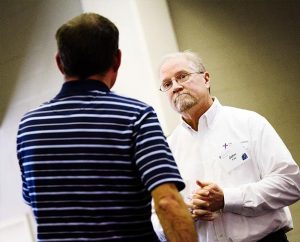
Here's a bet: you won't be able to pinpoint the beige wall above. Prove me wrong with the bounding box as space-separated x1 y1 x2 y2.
167 0 300 241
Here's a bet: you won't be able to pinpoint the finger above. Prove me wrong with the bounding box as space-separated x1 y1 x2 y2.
191 214 200 222
192 209 216 221
196 180 204 188
185 202 193 209
191 198 209 209
192 189 209 197
192 208 210 216
196 180 211 188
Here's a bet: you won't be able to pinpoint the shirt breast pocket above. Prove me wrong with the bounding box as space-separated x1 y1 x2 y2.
218 141 251 173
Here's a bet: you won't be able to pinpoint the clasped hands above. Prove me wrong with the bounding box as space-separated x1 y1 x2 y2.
186 180 224 221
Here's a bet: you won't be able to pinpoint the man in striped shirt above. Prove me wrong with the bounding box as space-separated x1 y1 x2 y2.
16 13 197 242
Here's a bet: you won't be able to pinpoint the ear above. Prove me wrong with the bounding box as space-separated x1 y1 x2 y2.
203 72 210 88
113 49 121 72
55 52 65 74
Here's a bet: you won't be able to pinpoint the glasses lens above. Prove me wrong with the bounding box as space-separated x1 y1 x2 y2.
160 72 196 92
161 81 172 91
176 73 190 84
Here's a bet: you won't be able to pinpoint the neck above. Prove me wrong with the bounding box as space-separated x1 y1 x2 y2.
64 69 117 89
181 96 213 131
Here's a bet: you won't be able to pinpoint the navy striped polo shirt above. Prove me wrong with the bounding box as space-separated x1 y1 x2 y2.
17 79 184 242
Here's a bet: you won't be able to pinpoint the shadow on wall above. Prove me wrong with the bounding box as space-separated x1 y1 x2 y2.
0 0 40 125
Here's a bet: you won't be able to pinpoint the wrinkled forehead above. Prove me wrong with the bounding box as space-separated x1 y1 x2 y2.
159 56 196 79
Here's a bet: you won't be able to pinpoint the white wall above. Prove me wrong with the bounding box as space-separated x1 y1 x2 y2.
81 0 180 134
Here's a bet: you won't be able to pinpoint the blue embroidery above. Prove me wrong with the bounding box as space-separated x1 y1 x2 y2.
242 153 248 160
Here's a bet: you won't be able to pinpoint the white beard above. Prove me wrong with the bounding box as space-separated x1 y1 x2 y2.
173 93 197 112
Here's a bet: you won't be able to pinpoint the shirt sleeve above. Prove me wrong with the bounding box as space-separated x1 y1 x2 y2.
16 137 31 206
133 106 185 192
223 114 300 216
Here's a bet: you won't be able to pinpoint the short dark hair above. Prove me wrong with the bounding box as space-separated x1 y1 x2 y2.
55 13 119 79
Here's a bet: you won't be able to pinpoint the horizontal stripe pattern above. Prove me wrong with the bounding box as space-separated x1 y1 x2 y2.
17 80 184 242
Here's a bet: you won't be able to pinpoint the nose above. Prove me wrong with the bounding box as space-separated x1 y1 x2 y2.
171 79 183 93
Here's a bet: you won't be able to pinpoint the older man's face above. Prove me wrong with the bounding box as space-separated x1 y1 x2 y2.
160 57 210 114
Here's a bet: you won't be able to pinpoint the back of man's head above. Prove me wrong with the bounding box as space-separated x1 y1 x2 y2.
55 12 119 79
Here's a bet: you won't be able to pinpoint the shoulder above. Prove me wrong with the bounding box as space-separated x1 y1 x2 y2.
20 101 50 122
222 105 267 123
109 92 154 111
219 105 275 138
222 105 256 116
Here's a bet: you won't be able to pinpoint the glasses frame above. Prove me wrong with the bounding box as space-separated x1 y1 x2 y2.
159 71 204 92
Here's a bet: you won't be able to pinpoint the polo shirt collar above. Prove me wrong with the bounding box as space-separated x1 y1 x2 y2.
55 79 110 98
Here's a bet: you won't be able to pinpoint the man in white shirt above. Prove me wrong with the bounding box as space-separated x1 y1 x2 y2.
155 50 300 242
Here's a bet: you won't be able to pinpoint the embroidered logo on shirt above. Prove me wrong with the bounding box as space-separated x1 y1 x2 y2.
242 153 248 160
222 142 232 150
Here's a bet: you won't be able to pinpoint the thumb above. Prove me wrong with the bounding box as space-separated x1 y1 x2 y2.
196 180 210 188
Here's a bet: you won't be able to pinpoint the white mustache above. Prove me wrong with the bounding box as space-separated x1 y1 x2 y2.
173 92 191 103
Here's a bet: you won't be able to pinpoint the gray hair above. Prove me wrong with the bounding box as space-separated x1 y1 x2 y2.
159 50 206 73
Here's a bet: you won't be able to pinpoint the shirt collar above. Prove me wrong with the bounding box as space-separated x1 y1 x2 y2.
55 79 110 99
204 97 221 129
181 97 222 131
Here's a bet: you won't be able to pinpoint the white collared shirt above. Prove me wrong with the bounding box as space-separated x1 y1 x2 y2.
167 98 300 242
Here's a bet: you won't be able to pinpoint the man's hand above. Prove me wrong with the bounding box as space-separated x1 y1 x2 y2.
188 180 224 221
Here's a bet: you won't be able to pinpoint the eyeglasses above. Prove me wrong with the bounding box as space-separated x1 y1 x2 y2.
159 71 204 92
